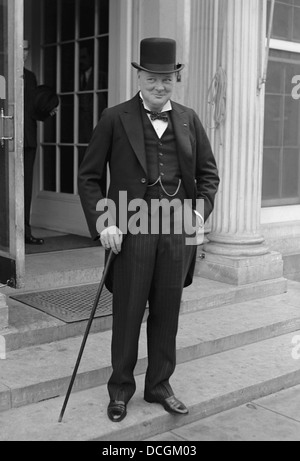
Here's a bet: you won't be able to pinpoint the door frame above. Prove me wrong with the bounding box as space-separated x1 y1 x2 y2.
0 0 25 288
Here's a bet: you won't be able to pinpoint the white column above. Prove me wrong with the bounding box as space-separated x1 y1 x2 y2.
189 0 284 285
205 0 268 258
187 0 219 124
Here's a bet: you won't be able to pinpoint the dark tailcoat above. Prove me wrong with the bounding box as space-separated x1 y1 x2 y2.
24 68 38 149
78 93 220 290
24 68 38 237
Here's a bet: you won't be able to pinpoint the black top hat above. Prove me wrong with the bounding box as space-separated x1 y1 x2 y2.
132 38 184 74
33 85 59 122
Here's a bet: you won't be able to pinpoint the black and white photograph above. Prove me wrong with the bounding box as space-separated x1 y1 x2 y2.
0 0 300 443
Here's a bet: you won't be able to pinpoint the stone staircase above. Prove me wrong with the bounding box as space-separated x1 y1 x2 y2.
283 252 300 282
1 273 300 441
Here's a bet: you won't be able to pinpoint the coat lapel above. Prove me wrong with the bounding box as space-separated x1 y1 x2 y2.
171 103 194 197
119 96 194 192
119 94 148 174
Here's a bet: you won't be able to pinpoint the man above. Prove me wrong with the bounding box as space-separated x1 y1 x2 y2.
23 40 58 245
23 40 44 245
78 38 219 422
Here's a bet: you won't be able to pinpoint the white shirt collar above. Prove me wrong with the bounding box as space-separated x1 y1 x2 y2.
139 91 172 113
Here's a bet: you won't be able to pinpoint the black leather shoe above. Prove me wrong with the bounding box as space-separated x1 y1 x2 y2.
25 236 45 245
107 400 127 423
144 394 189 415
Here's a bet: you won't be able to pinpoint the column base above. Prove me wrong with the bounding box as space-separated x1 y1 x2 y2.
195 251 284 286
204 233 269 257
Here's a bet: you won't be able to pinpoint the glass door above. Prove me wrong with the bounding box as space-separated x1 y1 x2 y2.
0 0 24 288
32 0 109 236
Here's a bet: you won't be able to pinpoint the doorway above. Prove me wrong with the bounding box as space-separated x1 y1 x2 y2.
25 0 110 238
0 0 24 287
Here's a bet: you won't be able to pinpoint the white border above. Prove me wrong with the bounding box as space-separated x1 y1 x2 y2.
270 38 300 54
261 205 300 224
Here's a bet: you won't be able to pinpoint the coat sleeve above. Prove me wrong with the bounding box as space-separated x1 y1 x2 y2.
193 111 220 222
78 109 113 239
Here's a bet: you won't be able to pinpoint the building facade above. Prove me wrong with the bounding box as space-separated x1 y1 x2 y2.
0 0 299 300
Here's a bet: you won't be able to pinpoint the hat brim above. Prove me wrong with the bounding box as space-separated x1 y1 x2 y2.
131 62 184 74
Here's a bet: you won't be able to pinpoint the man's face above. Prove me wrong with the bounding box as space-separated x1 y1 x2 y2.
138 71 176 111
23 47 29 63
80 48 93 72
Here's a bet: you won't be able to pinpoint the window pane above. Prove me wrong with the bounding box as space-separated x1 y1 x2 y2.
44 115 57 143
272 3 291 40
61 43 74 92
262 148 281 200
79 92 94 144
78 146 87 168
43 46 56 88
264 95 282 146
266 61 284 94
98 0 109 35
98 91 107 118
283 96 300 146
282 148 299 197
61 0 75 42
79 40 95 145
60 147 74 194
60 95 74 143
293 7 300 41
44 0 57 44
98 36 109 89
79 40 94 91
43 146 56 192
80 0 95 38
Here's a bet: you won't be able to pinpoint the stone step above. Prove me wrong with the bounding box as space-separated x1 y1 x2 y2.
1 276 288 352
1 331 300 441
145 384 300 441
283 252 300 281
24 247 106 291
0 287 300 414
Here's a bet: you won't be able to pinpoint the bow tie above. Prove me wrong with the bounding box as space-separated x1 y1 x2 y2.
145 109 169 122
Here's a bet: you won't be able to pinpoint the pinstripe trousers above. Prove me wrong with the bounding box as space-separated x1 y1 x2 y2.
107 186 195 403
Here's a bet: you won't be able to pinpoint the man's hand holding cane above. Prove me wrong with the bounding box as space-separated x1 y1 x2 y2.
100 226 123 254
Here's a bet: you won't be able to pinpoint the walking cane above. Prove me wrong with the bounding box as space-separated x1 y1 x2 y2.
58 249 115 423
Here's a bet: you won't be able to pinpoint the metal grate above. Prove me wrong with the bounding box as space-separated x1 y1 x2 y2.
10 283 112 323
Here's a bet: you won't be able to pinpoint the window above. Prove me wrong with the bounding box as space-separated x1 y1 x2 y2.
40 0 109 195
270 0 300 43
262 0 300 206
